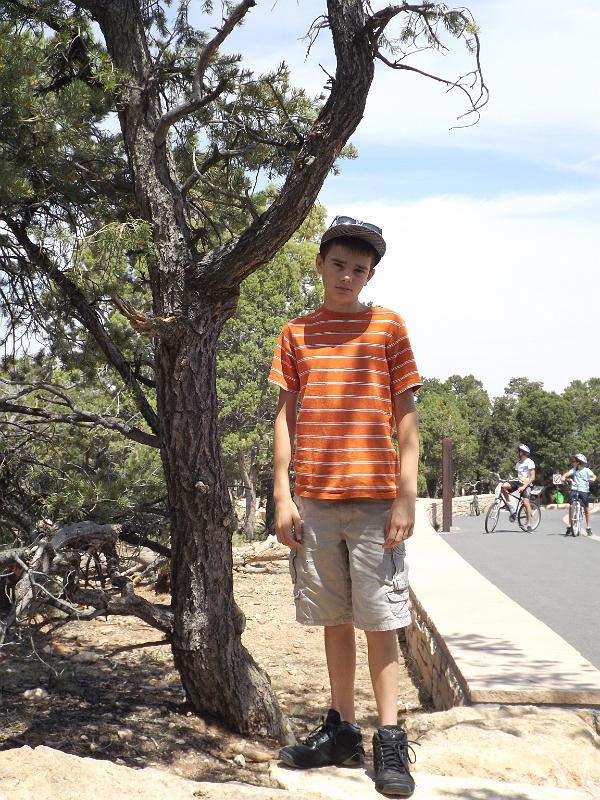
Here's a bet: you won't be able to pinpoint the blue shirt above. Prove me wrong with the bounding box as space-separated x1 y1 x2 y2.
570 466 594 493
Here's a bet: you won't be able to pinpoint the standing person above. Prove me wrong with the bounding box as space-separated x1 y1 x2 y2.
501 444 536 532
269 215 421 798
560 454 597 536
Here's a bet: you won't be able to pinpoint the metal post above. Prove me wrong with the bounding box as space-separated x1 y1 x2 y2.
442 437 454 532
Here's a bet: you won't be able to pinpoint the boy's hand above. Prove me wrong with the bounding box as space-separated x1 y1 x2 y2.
384 495 416 547
275 496 303 550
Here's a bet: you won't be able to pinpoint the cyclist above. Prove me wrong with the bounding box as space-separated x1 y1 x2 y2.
560 454 597 536
502 444 536 532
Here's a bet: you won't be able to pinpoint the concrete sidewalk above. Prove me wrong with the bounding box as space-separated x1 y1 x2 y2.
408 502 600 706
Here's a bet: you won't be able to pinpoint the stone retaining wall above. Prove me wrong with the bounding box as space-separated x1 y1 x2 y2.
405 590 467 710
423 494 496 529
404 495 496 710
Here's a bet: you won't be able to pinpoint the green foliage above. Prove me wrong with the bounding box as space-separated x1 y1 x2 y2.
0 19 128 223
0 355 165 538
416 374 598 497
515 388 576 480
416 379 479 496
481 396 519 478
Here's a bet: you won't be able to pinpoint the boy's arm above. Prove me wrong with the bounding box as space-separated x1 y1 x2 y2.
273 388 303 550
385 389 419 547
560 468 573 482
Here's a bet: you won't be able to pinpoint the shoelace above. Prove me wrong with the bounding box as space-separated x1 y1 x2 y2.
302 717 334 747
378 737 419 771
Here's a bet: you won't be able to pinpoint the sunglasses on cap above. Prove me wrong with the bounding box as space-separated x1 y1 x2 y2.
330 215 383 235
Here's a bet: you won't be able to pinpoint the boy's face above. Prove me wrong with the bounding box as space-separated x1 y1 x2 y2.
316 242 375 312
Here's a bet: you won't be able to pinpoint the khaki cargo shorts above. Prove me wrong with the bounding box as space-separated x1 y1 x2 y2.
289 496 411 632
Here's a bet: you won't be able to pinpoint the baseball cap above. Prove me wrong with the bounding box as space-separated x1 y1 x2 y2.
320 215 386 262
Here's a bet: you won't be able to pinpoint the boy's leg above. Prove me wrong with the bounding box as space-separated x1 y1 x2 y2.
367 629 415 797
344 500 415 796
324 623 357 723
279 623 363 769
365 628 398 726
278 498 364 769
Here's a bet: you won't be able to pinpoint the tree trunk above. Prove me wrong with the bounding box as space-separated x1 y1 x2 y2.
238 451 257 542
157 303 289 740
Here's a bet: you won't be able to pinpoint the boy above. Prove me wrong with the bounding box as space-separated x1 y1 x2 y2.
501 444 535 531
269 215 421 797
560 453 596 536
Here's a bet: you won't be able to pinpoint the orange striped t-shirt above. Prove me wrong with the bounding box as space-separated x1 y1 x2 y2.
268 305 422 500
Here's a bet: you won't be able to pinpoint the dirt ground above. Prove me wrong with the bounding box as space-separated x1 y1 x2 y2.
0 563 426 788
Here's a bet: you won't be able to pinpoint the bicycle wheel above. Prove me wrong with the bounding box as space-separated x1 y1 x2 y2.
572 501 582 536
518 500 541 531
484 501 500 533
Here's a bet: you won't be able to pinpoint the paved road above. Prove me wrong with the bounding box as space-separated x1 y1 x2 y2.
441 507 600 669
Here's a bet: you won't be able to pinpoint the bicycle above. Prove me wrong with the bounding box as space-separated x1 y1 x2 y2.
484 472 542 533
563 478 584 537
464 480 482 516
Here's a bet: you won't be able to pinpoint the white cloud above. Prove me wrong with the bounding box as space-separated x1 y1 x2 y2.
336 191 600 397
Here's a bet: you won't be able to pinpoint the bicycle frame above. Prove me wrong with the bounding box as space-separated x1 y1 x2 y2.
563 477 585 537
485 475 541 533
569 488 584 537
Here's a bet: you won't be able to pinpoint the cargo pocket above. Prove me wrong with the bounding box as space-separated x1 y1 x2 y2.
384 545 410 614
289 550 298 586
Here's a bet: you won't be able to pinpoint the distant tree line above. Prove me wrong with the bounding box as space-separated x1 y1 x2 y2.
417 375 599 500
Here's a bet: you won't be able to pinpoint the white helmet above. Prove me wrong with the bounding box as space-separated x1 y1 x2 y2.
574 453 588 465
517 444 531 455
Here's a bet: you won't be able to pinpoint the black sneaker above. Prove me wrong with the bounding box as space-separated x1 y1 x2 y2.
586 528 593 536
279 709 364 769
565 527 573 536
373 725 416 797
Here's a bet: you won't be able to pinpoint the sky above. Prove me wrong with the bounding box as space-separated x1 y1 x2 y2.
199 1 600 398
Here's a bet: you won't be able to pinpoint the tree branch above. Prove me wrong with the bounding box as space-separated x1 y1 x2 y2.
154 78 229 147
366 4 488 126
191 0 377 293
0 216 161 438
0 379 160 448
68 587 173 633
153 0 256 147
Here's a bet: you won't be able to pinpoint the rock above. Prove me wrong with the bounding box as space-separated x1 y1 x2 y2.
224 741 272 763
117 729 134 741
404 705 600 791
232 753 246 767
22 688 48 700
0 745 323 799
71 651 101 664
